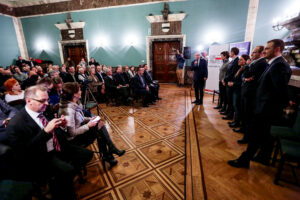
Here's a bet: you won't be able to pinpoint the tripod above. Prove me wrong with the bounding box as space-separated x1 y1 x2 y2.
82 83 106 120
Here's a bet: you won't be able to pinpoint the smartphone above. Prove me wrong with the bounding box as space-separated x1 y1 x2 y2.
91 116 101 123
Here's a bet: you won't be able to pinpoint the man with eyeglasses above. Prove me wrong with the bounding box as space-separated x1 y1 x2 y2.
5 85 93 200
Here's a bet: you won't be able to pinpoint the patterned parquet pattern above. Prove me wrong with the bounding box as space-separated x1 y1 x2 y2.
75 85 300 200
192 91 300 200
76 85 185 200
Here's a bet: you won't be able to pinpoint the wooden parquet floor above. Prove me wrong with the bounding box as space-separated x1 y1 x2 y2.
77 85 185 199
76 85 300 200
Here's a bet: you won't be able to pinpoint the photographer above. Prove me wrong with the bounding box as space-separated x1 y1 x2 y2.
176 49 185 87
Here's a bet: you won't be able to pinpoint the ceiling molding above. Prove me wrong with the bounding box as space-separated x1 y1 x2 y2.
0 0 186 17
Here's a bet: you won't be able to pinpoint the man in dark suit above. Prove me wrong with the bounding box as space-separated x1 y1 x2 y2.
143 64 161 101
191 52 208 105
236 46 268 143
95 65 106 83
133 67 153 107
228 39 292 168
123 66 131 84
222 47 240 119
15 56 27 69
63 66 77 83
6 85 93 199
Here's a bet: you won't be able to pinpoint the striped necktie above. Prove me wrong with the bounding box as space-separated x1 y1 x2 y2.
38 113 61 151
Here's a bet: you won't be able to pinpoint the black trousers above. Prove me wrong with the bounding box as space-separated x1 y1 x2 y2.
218 81 227 108
134 89 152 105
116 87 130 103
226 85 234 117
240 93 255 139
232 88 241 123
240 115 276 162
194 79 206 102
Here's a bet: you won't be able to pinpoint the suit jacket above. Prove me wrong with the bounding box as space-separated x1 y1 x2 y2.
0 99 17 129
6 108 69 164
133 74 147 93
255 56 291 118
123 72 131 84
224 57 239 83
241 58 268 97
16 59 26 68
191 58 208 81
143 70 154 85
104 76 117 93
63 73 77 83
95 72 106 82
113 73 127 86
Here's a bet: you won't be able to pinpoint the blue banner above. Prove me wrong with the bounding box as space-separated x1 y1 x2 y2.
229 41 251 56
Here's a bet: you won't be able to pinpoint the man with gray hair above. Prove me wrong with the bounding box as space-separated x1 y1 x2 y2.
6 85 93 200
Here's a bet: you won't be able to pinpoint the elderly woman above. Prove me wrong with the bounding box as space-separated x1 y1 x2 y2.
4 78 24 103
58 82 125 169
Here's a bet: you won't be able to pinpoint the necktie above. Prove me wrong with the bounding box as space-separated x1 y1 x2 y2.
140 75 145 87
38 113 61 151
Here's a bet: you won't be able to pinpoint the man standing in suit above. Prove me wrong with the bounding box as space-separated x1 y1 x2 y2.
191 52 208 105
222 47 240 119
236 46 268 143
6 85 93 199
228 39 292 168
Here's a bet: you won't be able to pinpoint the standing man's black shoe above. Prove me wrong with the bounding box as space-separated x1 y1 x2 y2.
228 159 249 168
233 128 244 133
237 138 248 144
222 116 233 120
220 112 228 115
229 122 240 128
214 105 222 109
192 100 199 104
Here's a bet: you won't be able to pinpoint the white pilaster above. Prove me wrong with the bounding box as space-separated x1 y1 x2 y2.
244 0 260 50
12 17 29 59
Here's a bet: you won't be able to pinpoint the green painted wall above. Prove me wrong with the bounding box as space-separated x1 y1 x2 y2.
0 14 20 68
21 0 250 66
252 0 299 48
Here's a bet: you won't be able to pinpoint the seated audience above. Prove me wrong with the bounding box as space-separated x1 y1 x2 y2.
64 66 77 83
49 77 63 106
113 66 131 105
95 65 106 83
0 99 18 143
13 66 28 84
143 64 161 101
15 56 26 69
37 77 53 92
133 67 153 107
36 65 45 78
123 66 131 84
21 74 39 90
79 57 87 68
88 68 104 99
58 82 125 168
5 85 93 200
4 79 25 110
128 66 136 79
78 67 89 83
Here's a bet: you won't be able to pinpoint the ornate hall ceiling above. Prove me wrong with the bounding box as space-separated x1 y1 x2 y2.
0 0 183 17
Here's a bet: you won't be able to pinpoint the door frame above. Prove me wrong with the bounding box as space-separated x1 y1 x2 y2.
58 39 89 65
146 34 186 72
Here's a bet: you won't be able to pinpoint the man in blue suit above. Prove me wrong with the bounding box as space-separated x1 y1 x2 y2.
191 52 208 105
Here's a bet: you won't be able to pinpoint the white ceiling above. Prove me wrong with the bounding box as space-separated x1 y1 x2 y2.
0 0 70 7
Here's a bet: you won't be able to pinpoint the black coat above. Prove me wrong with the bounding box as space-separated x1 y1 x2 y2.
95 72 106 82
255 56 291 118
123 72 131 84
113 73 127 86
191 58 208 81
63 73 77 83
224 57 239 83
241 58 268 97
143 70 154 85
6 108 69 164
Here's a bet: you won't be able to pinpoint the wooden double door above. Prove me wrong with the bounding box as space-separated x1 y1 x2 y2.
153 41 180 83
64 45 87 66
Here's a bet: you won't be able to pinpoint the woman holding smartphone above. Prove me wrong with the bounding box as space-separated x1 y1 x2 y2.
58 82 125 169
